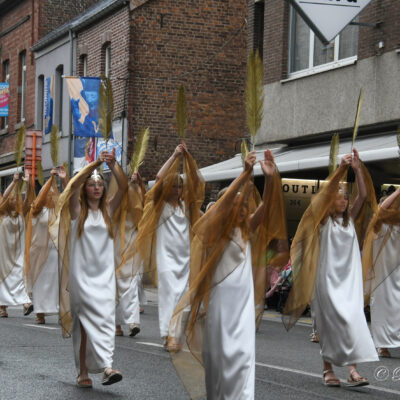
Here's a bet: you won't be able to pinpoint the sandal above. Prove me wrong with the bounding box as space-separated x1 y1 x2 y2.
323 369 340 387
310 331 319 343
129 324 140 337
36 314 45 324
115 326 124 336
102 368 123 386
76 375 93 388
347 369 369 387
23 303 34 316
0 309 8 318
378 348 391 358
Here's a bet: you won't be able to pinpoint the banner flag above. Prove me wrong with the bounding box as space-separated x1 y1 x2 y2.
0 83 9 117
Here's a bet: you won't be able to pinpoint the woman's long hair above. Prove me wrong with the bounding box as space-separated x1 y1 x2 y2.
77 177 113 239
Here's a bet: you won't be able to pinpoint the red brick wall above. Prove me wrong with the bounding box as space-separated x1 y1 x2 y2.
129 0 248 181
76 6 131 119
0 0 103 162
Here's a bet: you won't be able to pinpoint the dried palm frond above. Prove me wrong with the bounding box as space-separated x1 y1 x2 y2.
50 124 60 167
176 85 187 139
36 161 44 186
246 49 264 150
98 75 114 146
328 133 339 175
129 127 150 175
14 125 26 167
241 139 249 168
351 88 364 150
62 161 69 175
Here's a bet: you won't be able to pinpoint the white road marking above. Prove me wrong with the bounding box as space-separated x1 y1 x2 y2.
136 341 164 348
23 324 60 330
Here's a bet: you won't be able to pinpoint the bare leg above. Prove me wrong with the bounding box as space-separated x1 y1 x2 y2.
323 360 339 385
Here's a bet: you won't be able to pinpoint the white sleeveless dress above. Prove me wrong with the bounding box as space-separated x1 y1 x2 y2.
31 208 59 314
371 223 400 348
0 215 30 306
312 217 378 366
202 230 255 400
156 202 190 338
69 209 116 373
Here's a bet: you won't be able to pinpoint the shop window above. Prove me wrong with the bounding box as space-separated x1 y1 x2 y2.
288 7 358 77
2 60 9 129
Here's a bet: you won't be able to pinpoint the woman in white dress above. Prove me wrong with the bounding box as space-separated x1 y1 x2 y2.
169 150 287 400
25 166 68 324
51 150 126 388
134 143 204 348
0 171 34 318
363 186 400 358
284 149 378 387
115 172 144 337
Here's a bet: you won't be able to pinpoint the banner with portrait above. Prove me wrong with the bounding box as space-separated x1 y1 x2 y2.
44 76 54 134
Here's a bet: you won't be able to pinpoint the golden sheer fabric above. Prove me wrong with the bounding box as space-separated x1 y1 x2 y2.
282 163 377 330
24 175 59 293
362 197 400 304
168 167 287 400
0 182 35 283
124 151 205 286
49 160 127 338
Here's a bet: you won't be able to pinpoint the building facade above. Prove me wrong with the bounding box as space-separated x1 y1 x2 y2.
0 0 102 189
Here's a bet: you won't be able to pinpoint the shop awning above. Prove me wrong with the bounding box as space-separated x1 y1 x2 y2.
200 133 400 182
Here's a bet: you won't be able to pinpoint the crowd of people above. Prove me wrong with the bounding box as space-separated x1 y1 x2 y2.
0 143 399 399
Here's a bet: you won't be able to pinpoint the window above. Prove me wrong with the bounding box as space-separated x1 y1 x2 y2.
253 0 265 59
79 54 88 76
288 7 358 77
104 44 111 77
37 75 44 131
19 51 26 121
2 60 9 129
55 65 63 129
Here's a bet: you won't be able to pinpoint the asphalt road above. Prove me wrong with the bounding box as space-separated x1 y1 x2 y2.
1 298 400 400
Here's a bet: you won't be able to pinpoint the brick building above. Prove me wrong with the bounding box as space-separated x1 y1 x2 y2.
201 0 400 235
30 0 248 187
0 0 100 189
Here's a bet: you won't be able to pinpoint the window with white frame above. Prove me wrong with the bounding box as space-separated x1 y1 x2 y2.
2 60 9 129
288 7 358 77
104 44 111 78
20 51 27 121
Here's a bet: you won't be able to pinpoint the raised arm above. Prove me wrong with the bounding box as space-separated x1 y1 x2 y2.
106 149 128 217
22 170 34 216
250 149 275 232
58 165 69 190
350 148 366 220
3 172 19 201
32 168 58 214
155 143 185 182
380 186 400 210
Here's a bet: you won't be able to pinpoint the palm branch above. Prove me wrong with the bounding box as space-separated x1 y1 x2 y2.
14 125 26 167
351 88 364 150
129 127 150 175
98 75 114 146
328 133 339 175
50 124 60 167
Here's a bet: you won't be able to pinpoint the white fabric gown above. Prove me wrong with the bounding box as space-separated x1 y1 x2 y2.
32 208 59 314
202 231 255 400
156 202 190 338
0 215 30 306
371 223 400 348
312 217 378 366
69 210 116 373
116 226 140 326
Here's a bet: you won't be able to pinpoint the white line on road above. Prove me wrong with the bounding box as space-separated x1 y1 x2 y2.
23 324 60 330
135 342 400 396
255 361 400 396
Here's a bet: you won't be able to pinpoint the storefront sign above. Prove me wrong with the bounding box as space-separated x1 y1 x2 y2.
288 0 372 44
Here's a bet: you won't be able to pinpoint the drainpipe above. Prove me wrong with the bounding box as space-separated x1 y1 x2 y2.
68 29 74 175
